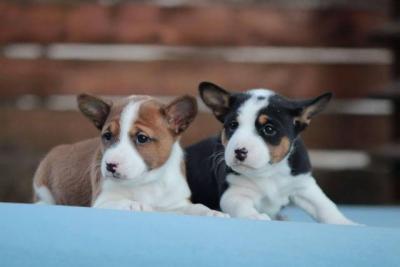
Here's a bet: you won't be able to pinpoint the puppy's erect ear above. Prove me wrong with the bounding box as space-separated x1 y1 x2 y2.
292 92 332 132
164 95 198 135
199 81 231 122
77 94 111 130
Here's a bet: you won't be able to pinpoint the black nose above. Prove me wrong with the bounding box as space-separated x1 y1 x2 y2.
234 148 248 162
106 163 118 173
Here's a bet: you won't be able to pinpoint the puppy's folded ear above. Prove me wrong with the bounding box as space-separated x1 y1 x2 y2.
77 94 111 130
292 92 332 132
164 95 198 134
199 82 231 122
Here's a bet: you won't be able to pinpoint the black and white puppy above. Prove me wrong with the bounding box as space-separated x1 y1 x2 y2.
186 82 357 225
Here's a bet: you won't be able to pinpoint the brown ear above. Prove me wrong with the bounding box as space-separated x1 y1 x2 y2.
77 94 111 130
164 95 198 134
293 92 332 132
199 81 231 122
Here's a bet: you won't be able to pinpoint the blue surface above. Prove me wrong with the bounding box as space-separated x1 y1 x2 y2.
0 203 399 267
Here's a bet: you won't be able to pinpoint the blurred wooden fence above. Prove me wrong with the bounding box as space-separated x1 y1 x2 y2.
0 0 396 204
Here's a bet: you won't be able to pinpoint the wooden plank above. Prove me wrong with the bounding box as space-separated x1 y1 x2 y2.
0 108 391 151
0 59 390 98
0 2 388 46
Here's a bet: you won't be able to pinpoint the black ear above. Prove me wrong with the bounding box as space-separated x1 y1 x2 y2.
77 94 111 130
164 95 198 134
199 81 231 122
293 92 332 132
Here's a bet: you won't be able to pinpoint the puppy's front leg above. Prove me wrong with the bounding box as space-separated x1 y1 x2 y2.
291 177 358 225
220 187 271 221
93 193 153 212
179 202 229 218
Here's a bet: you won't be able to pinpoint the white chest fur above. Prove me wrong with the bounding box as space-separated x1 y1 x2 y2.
225 158 313 218
94 142 192 211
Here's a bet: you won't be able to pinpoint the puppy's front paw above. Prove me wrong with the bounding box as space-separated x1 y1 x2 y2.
246 213 271 221
338 219 364 226
100 199 153 212
206 210 230 218
127 201 153 212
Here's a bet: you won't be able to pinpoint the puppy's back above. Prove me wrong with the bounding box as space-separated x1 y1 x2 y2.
33 138 100 206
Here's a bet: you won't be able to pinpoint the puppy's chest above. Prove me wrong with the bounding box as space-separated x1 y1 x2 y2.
255 175 295 205
104 177 190 209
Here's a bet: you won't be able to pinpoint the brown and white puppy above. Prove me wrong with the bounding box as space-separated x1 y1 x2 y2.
33 94 227 217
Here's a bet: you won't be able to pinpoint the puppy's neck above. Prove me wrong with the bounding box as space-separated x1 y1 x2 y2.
139 141 185 185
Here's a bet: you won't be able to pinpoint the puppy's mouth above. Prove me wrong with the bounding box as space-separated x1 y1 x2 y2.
229 161 258 171
228 158 272 174
104 169 149 182
105 172 125 180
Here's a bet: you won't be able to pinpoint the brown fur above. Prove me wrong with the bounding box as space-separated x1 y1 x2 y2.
33 95 196 206
32 98 140 206
132 100 176 169
268 137 291 164
108 121 120 137
220 129 228 147
258 114 269 125
33 138 101 206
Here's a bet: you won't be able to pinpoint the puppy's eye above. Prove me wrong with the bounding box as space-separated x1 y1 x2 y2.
262 124 277 136
229 120 239 130
102 132 113 141
136 133 151 144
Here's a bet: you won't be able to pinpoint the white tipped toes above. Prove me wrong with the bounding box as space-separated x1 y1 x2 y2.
33 185 55 205
96 199 153 212
246 213 271 221
127 201 153 212
334 218 363 226
206 210 230 218
182 204 230 218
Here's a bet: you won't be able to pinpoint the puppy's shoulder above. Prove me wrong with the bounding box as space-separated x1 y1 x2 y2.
288 138 312 176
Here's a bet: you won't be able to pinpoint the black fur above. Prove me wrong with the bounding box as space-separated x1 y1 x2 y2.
186 136 312 210
186 82 330 210
186 136 228 210
288 138 312 176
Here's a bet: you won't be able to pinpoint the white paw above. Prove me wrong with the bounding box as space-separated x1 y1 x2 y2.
99 200 153 212
206 210 230 218
127 201 153 212
339 220 364 226
324 217 362 226
246 213 271 221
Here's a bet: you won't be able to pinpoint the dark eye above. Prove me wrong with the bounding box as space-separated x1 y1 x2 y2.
228 120 239 130
136 133 151 144
102 131 112 141
262 124 277 136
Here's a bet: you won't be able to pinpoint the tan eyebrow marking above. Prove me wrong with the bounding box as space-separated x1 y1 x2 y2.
109 121 120 136
258 114 269 125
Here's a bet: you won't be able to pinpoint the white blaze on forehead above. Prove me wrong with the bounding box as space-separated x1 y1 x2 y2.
247 88 274 97
120 101 141 138
119 98 150 138
237 89 274 125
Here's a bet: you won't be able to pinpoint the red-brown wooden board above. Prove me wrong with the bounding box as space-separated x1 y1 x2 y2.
0 2 388 46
